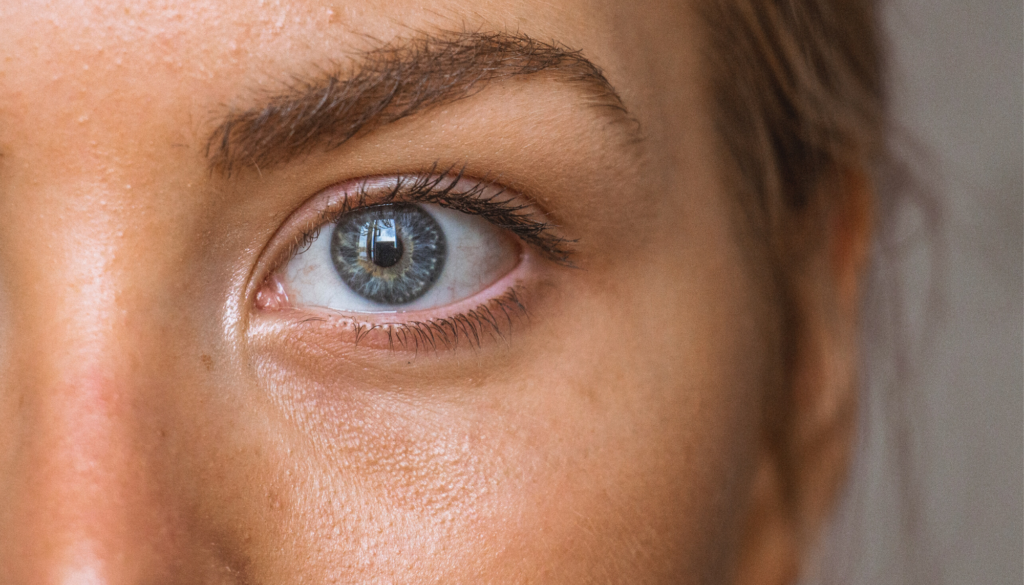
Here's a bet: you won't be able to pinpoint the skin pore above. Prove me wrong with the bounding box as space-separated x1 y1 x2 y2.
0 0 871 583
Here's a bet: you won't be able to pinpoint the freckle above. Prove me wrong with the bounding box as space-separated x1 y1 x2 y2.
201 354 213 371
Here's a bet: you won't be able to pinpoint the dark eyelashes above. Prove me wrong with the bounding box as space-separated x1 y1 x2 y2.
293 163 576 266
258 165 553 353
288 287 529 354
353 288 528 352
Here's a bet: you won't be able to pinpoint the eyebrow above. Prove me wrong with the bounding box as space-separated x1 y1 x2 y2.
205 31 636 174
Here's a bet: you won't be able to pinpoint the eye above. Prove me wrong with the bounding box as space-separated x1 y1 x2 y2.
251 172 574 351
279 201 519 313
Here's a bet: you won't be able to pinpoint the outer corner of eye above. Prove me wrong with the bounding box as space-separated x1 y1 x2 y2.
263 201 524 317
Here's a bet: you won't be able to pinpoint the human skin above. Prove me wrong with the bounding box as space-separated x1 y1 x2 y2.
0 0 872 583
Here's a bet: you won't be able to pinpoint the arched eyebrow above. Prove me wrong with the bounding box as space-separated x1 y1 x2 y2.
205 31 637 175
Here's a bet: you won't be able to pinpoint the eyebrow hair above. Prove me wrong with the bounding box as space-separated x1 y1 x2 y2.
206 31 636 174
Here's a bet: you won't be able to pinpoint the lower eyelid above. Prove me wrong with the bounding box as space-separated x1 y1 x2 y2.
249 243 548 355
250 284 531 353
247 172 568 354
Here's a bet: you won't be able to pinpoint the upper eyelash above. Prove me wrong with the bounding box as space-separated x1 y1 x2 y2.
289 163 576 266
254 165 558 353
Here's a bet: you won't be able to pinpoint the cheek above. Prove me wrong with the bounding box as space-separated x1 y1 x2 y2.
469 173 781 580
497 263 772 582
221 228 775 584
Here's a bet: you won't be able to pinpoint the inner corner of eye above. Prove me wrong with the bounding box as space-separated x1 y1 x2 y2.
254 274 291 312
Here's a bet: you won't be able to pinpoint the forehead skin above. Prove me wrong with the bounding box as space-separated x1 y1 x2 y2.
0 0 779 583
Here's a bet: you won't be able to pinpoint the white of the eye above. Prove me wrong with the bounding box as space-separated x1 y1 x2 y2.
281 204 518 313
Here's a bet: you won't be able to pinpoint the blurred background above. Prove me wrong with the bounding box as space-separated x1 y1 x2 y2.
807 1 1022 583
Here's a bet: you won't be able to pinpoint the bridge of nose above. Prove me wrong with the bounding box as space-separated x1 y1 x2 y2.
0 4 334 581
0 174 252 582
1 366 183 580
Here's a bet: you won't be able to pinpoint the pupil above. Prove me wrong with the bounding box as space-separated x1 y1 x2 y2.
366 219 403 268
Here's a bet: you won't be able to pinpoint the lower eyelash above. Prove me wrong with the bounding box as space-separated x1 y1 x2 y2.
356 288 528 353
293 287 528 354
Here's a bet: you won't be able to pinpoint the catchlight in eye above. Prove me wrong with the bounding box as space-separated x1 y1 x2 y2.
330 205 447 305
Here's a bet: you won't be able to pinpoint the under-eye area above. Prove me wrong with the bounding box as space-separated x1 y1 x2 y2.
250 169 569 352
252 286 531 353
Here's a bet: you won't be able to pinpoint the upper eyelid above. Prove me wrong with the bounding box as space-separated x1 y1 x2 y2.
247 167 576 310
286 167 576 268
246 168 561 351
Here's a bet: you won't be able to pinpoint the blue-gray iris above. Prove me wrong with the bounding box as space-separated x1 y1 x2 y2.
330 204 446 305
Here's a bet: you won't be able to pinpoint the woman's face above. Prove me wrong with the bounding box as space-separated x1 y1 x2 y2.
0 0 862 583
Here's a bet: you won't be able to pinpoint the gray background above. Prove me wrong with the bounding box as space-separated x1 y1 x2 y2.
806 0 1023 583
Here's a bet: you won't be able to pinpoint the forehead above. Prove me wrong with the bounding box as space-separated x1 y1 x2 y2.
0 0 714 270
0 0 693 138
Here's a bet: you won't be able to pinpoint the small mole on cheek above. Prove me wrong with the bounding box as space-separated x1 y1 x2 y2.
201 354 214 371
